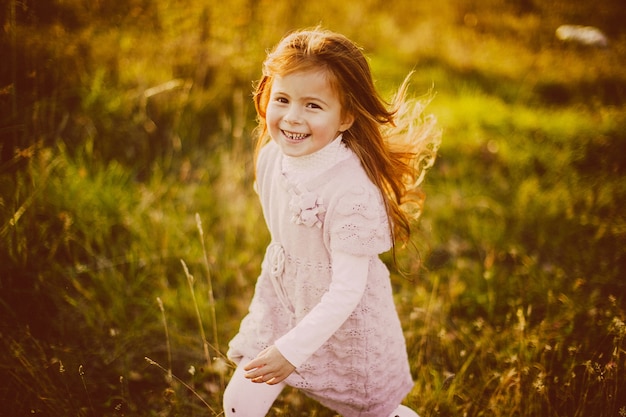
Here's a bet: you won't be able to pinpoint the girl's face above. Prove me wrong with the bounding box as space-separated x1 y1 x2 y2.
266 69 354 157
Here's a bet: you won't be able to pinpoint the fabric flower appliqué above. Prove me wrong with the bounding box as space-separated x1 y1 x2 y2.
289 186 326 228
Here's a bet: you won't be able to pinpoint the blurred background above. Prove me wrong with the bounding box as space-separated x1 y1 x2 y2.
1 0 625 416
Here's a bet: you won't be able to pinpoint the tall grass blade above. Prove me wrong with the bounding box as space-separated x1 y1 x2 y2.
196 213 220 358
78 365 95 417
156 296 173 383
181 259 211 369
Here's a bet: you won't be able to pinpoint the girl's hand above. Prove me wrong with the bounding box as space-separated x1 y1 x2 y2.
243 345 296 385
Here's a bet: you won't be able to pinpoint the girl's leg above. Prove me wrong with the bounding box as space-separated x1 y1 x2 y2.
223 358 285 417
388 404 420 417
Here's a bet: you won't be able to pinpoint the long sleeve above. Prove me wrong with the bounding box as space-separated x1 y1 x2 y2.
274 251 369 368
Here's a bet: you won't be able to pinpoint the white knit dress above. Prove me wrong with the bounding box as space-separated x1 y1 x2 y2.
227 139 414 417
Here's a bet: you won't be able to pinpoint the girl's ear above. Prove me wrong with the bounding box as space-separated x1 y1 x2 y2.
340 113 355 132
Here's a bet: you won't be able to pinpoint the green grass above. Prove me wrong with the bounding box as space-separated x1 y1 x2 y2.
1 0 625 416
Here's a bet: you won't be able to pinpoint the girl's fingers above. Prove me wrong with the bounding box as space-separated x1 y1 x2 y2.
246 366 276 382
266 376 278 385
243 358 262 372
252 373 278 384
248 369 286 385
243 346 294 384
247 370 264 380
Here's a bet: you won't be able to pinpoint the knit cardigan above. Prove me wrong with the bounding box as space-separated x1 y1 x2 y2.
227 140 414 417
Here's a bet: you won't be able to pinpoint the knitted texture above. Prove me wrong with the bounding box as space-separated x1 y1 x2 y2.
282 134 350 182
227 141 414 417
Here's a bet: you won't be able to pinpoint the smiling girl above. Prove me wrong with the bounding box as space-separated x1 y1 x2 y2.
224 28 441 417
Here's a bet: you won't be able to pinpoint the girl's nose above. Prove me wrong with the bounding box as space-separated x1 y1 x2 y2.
283 106 302 124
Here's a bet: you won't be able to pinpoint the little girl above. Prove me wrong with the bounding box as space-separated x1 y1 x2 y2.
224 28 440 417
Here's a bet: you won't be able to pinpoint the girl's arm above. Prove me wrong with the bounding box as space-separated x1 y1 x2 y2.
274 250 369 366
244 251 369 384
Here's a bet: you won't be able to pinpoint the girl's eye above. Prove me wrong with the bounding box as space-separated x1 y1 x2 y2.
306 103 322 109
275 97 288 103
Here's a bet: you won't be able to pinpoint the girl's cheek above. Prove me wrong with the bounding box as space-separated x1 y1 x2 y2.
266 105 280 120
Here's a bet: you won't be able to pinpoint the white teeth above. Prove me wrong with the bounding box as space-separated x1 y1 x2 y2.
283 130 309 140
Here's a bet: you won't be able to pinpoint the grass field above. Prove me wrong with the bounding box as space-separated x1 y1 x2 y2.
1 0 625 416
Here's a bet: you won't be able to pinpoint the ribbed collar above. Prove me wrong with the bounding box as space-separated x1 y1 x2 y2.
281 134 351 183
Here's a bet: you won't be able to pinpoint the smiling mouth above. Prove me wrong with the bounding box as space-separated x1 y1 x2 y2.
282 130 310 141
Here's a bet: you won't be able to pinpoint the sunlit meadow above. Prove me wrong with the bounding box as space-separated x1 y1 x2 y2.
1 0 625 416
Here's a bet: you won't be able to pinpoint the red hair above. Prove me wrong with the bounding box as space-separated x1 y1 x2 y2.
253 28 440 249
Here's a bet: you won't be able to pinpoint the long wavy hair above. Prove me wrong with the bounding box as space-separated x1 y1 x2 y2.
253 28 441 251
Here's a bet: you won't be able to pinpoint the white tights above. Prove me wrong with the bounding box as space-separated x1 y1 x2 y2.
223 359 419 417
